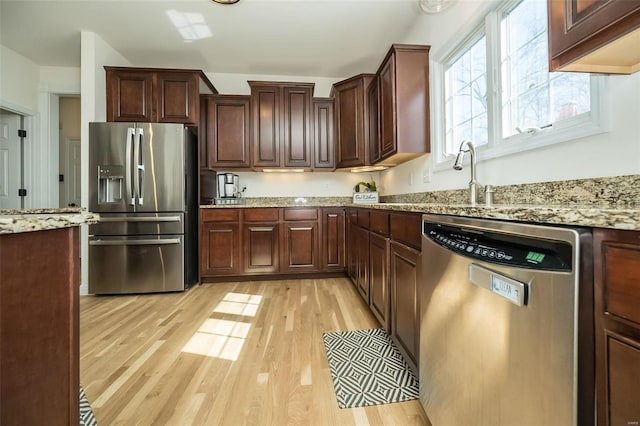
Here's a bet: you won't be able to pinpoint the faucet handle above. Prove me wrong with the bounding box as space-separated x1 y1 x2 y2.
484 185 495 206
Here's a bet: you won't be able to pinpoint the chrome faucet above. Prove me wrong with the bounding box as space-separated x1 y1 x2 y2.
453 140 479 205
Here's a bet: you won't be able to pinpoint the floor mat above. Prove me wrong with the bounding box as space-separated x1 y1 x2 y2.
322 328 419 409
80 386 98 426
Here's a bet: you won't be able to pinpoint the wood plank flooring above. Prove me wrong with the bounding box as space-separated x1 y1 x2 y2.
80 278 431 426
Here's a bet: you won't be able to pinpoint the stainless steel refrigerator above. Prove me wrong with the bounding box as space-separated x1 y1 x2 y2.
88 122 198 294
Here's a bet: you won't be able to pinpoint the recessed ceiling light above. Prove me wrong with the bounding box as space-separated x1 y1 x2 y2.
212 0 240 4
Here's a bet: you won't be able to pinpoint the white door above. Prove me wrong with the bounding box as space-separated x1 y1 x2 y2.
65 137 81 207
0 110 22 209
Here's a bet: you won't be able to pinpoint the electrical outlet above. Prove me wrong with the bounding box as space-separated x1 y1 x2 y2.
423 168 431 183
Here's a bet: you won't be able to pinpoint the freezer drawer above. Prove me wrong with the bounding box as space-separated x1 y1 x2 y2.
89 212 184 236
89 235 184 294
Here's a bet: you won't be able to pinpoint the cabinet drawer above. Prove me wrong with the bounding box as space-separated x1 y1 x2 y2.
357 209 370 229
369 210 390 236
243 208 279 222
390 212 421 250
348 208 358 224
283 208 318 221
201 208 239 222
602 242 640 325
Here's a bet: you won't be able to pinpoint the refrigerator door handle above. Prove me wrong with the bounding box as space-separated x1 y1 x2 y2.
135 127 145 205
89 238 181 246
99 216 182 223
126 127 135 205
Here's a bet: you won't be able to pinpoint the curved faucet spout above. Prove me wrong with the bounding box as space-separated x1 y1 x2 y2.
452 140 479 205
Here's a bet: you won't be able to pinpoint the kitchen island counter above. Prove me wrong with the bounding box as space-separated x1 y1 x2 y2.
0 208 99 234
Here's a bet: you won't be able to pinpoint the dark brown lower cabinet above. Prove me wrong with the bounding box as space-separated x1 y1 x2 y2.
389 240 421 372
281 221 319 273
1 227 80 426
354 225 370 302
369 232 390 330
593 228 640 426
321 208 345 272
200 222 240 276
346 209 358 282
243 223 279 274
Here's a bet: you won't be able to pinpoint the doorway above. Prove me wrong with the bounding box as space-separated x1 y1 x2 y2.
58 97 81 208
0 109 25 209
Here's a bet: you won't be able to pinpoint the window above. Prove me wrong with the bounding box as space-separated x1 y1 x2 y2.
437 0 604 163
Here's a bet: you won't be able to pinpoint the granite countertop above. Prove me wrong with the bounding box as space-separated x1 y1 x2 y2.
0 208 100 235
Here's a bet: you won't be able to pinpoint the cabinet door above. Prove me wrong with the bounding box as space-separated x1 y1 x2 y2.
313 99 335 169
390 241 420 371
369 232 389 330
156 71 198 124
367 77 381 164
251 85 280 167
199 95 209 169
354 225 370 303
346 215 357 283
243 223 279 273
207 95 251 168
379 55 396 158
594 228 640 426
334 75 373 168
106 69 154 122
548 0 640 72
321 208 345 272
200 222 241 276
283 86 312 168
281 221 320 273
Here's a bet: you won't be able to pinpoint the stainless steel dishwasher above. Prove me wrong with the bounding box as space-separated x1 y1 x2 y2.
419 214 594 426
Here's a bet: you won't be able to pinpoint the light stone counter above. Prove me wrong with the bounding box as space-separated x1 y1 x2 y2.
0 208 100 235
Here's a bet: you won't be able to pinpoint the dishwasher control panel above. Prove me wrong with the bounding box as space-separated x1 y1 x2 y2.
423 222 572 271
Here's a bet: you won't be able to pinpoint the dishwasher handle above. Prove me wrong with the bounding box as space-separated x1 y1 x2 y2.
468 263 528 306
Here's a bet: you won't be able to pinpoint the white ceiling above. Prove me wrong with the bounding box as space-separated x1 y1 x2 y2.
0 0 427 78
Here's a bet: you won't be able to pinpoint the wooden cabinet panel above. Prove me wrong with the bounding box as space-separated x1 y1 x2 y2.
333 74 374 168
157 72 197 124
200 222 240 276
346 214 357 283
251 85 280 167
548 0 640 73
283 86 312 168
390 240 421 371
368 76 380 164
243 208 279 222
594 228 640 426
390 212 422 250
283 207 318 221
355 225 370 302
357 208 370 229
606 334 640 426
281 221 319 273
106 70 154 122
375 45 430 166
313 98 335 169
1 228 80 426
201 208 239 222
369 210 390 237
321 208 345 272
206 95 251 169
106 67 216 124
243 223 280 274
369 232 390 330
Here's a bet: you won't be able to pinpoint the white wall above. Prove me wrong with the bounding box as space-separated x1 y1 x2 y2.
0 45 40 112
380 0 640 195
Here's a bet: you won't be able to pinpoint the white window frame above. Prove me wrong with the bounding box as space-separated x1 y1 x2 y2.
431 0 609 171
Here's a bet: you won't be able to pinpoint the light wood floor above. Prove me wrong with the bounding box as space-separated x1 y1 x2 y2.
80 278 431 426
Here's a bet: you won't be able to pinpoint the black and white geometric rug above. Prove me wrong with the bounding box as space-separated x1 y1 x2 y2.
80 386 98 426
322 328 419 409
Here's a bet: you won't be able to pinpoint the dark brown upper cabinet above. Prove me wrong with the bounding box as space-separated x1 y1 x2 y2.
332 74 375 169
203 95 251 169
105 66 217 124
374 44 430 166
548 0 640 73
368 76 381 164
312 98 336 170
249 81 314 169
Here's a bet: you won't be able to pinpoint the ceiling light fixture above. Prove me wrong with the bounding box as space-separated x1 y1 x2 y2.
211 0 240 4
419 0 456 14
